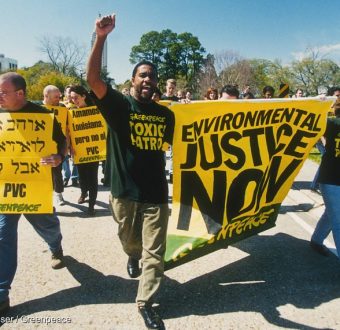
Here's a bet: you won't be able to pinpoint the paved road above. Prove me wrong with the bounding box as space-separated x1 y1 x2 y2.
1 159 340 330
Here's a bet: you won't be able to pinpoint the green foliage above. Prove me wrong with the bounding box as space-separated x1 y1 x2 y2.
308 147 322 164
17 62 77 100
244 59 295 96
218 56 338 98
291 57 340 95
130 29 206 89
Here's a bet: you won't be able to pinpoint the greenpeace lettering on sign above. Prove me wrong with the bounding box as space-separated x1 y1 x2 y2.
67 106 107 164
165 98 333 269
0 111 56 213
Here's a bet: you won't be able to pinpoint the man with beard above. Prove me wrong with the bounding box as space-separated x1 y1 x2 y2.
87 13 174 330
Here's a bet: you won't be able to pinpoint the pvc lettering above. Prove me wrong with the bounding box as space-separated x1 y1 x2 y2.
3 183 26 197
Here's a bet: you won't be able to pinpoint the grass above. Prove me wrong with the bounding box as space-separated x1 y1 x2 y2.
308 147 322 164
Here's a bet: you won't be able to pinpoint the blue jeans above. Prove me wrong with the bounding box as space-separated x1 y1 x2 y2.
62 155 78 180
310 141 326 190
311 183 340 258
0 213 62 302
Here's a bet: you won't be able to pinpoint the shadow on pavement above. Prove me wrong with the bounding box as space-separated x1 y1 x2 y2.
6 256 137 319
291 180 313 190
56 200 111 218
279 203 314 213
3 234 339 329
161 233 340 330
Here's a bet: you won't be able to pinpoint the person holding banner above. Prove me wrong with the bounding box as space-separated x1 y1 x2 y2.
262 85 275 98
310 99 340 258
87 13 174 330
293 88 304 98
161 78 179 102
43 85 67 206
69 85 99 216
0 72 66 317
205 87 219 100
219 84 240 99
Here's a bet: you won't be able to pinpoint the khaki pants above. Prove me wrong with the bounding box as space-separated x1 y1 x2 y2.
109 195 169 306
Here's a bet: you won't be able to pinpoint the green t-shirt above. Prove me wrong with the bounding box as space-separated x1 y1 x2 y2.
92 86 175 203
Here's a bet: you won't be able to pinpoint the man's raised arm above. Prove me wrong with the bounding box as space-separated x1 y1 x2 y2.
87 13 116 99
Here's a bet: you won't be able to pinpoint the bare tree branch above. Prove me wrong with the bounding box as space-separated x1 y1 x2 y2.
38 36 87 75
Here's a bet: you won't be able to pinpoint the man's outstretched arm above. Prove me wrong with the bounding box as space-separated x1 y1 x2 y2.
87 13 116 99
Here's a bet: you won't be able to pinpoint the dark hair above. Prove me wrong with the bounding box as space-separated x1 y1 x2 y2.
328 86 340 96
69 85 94 106
243 91 255 99
0 72 27 94
263 85 275 95
132 60 158 78
221 84 240 98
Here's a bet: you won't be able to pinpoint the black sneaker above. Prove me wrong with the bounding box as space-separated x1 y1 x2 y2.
0 298 10 317
51 248 65 269
138 305 165 330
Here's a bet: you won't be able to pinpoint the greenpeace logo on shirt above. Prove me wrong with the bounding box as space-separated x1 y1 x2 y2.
130 113 165 123
129 114 166 150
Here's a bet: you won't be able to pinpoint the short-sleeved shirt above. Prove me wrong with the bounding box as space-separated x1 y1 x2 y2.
318 116 340 186
92 86 175 204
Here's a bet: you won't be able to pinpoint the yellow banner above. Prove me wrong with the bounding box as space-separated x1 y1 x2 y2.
165 98 333 269
43 105 68 136
0 111 56 213
67 106 107 164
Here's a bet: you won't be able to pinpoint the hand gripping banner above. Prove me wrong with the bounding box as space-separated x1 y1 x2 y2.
164 98 333 270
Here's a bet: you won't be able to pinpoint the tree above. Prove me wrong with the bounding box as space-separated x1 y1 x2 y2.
244 59 294 96
244 59 279 96
214 50 253 93
130 29 206 90
197 54 218 97
130 31 164 67
177 32 206 92
39 36 87 76
290 49 340 95
159 29 182 80
17 62 77 100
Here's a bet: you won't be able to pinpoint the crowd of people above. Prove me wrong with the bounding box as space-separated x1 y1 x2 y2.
0 12 339 330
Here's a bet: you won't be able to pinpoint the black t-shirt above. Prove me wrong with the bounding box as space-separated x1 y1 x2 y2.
318 116 340 186
92 86 175 203
161 94 179 102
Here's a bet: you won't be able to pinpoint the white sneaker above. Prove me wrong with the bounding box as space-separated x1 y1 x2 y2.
56 193 65 206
